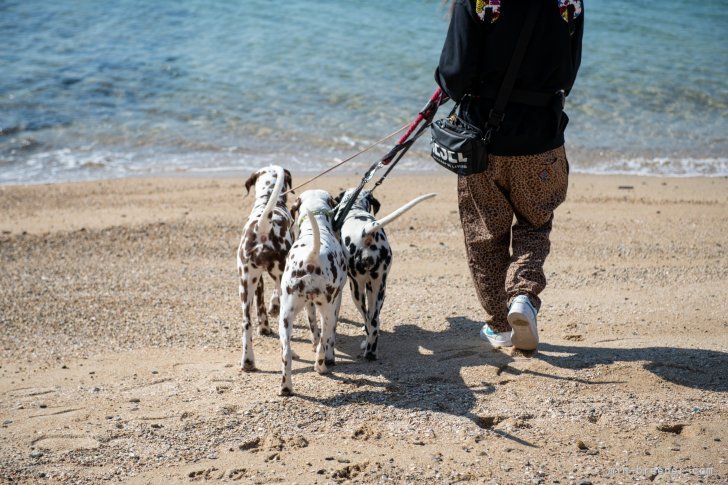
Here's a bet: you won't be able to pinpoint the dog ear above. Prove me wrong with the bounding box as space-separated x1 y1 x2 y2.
244 170 260 195
283 169 293 193
290 197 302 220
367 193 381 215
334 190 347 205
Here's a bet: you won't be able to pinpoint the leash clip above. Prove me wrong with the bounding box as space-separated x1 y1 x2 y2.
363 161 384 183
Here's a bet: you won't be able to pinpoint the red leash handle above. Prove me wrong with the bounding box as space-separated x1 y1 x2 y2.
383 87 447 165
399 86 446 143
332 86 448 232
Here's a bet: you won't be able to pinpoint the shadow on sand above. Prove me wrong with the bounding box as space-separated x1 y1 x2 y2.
289 316 726 445
537 341 728 392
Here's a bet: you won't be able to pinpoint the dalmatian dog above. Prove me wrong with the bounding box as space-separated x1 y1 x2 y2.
237 165 294 371
335 189 436 360
278 190 347 396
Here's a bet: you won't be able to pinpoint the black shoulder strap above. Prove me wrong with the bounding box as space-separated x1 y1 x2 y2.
486 2 542 132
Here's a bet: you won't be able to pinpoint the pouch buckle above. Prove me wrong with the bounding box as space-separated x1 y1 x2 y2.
555 89 565 109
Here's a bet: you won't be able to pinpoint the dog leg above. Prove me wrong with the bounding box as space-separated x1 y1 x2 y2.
254 278 272 336
363 276 387 361
317 291 343 371
278 294 303 396
268 271 282 318
239 267 259 371
315 303 337 374
305 302 320 352
348 278 368 324
350 277 370 351
329 290 343 365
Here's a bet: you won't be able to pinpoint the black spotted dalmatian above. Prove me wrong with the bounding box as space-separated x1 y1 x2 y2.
278 189 347 396
237 165 294 372
335 189 436 360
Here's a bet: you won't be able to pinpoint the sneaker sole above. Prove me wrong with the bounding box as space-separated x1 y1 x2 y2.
508 313 538 350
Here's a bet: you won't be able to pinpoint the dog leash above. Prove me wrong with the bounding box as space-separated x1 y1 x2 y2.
281 121 411 197
331 87 446 232
370 104 439 193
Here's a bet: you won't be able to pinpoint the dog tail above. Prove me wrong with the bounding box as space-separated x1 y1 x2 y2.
363 193 437 237
256 165 285 238
304 209 321 264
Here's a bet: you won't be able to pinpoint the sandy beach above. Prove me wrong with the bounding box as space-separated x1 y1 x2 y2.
0 172 726 484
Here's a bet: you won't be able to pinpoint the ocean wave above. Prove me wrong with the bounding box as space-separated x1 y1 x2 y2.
572 157 728 177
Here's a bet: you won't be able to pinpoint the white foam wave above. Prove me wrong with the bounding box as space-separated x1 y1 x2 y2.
3 147 727 185
572 157 728 177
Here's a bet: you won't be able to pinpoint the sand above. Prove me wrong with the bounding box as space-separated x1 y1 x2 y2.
0 172 726 484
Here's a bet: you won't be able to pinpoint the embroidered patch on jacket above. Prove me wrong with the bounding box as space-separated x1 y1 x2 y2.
558 0 583 22
476 0 501 23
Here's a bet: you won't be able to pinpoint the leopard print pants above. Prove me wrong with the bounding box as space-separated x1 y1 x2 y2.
458 145 569 332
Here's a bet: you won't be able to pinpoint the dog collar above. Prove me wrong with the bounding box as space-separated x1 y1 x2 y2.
343 207 369 223
297 209 334 229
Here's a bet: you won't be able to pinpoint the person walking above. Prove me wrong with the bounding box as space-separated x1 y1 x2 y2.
435 0 584 350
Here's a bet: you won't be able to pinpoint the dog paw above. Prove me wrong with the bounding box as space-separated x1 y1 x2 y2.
241 359 257 372
279 386 293 397
364 352 377 361
257 326 272 337
268 304 280 317
360 339 367 350
324 358 336 367
314 359 329 374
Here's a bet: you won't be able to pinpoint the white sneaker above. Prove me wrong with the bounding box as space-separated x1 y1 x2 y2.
480 324 512 348
508 295 539 350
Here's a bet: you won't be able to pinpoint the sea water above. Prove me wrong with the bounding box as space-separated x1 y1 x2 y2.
1 0 726 184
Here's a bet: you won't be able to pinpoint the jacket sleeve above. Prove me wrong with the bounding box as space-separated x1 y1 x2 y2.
565 6 584 96
435 0 483 103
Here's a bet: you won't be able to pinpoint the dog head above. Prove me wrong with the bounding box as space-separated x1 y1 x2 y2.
291 189 336 224
244 165 293 200
335 188 380 216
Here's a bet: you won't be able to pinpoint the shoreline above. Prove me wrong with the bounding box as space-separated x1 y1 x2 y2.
2 166 727 190
1 172 726 482
1 171 725 237
2 147 728 187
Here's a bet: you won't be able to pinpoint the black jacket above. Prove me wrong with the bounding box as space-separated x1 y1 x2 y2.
436 0 583 155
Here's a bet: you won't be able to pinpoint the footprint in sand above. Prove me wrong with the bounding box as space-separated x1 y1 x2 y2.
437 349 479 362
31 434 100 452
172 362 227 374
9 387 58 398
121 378 175 393
228 468 248 480
187 467 223 481
29 407 84 419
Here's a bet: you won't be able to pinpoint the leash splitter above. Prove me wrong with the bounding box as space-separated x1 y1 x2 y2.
331 87 446 232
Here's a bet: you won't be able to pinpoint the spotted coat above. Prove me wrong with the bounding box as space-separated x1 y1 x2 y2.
277 190 347 396
237 166 294 371
336 189 392 361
